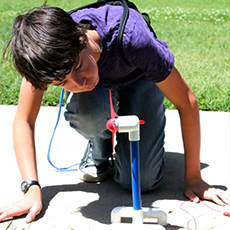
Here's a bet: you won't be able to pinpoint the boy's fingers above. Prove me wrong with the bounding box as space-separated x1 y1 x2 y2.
217 189 230 205
207 189 230 206
0 205 15 221
184 189 199 203
25 205 41 223
25 213 35 223
211 195 225 206
0 207 21 222
0 212 7 222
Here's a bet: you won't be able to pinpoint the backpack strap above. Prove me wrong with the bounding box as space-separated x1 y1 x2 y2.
114 0 130 66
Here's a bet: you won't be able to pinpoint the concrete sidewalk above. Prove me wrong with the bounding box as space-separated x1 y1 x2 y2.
0 105 229 230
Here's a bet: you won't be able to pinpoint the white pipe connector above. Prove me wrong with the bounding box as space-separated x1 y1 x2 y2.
115 115 140 141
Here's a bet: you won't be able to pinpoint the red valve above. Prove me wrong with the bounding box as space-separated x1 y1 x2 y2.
106 118 118 132
139 120 145 125
107 90 118 155
107 90 145 155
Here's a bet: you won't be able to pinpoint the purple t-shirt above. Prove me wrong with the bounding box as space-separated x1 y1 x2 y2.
70 5 174 86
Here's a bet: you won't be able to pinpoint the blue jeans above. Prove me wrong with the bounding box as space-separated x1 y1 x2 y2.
64 76 165 192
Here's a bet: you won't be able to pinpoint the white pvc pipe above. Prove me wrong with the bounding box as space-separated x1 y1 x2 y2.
109 114 167 230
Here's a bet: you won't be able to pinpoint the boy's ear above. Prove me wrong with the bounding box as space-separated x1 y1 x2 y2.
81 32 89 44
85 34 89 44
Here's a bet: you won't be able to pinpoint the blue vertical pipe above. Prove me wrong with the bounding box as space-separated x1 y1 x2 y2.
130 141 142 210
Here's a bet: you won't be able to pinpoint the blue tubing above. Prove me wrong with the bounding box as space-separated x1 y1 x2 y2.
130 141 142 210
47 88 78 171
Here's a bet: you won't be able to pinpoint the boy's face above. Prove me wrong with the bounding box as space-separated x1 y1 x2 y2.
51 44 99 93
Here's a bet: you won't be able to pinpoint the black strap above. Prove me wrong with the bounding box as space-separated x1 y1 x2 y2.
115 0 130 66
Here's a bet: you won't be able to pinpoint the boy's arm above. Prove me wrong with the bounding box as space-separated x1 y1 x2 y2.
0 78 44 222
13 78 44 183
156 67 230 205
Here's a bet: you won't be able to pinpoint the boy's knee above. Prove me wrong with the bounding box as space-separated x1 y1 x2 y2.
115 165 165 193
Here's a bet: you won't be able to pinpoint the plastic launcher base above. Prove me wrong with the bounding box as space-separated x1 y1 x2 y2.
111 206 167 229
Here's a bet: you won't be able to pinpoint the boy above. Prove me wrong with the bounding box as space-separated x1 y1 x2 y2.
0 5 229 223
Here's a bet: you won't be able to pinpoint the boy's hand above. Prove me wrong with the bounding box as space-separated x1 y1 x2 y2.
185 177 230 205
0 186 42 223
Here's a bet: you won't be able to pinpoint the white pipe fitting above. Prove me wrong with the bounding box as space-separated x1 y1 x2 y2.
114 115 140 141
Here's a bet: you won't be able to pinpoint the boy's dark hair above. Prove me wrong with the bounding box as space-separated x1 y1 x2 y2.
4 6 87 90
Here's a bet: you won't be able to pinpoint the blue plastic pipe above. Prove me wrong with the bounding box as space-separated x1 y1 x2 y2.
130 140 142 210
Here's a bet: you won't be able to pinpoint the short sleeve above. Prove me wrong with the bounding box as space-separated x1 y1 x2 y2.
125 20 175 83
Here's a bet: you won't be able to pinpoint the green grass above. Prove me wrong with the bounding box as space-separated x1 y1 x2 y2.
0 0 229 110
5 221 33 230
150 7 230 111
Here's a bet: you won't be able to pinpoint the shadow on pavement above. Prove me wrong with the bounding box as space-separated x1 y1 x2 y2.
34 152 227 224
